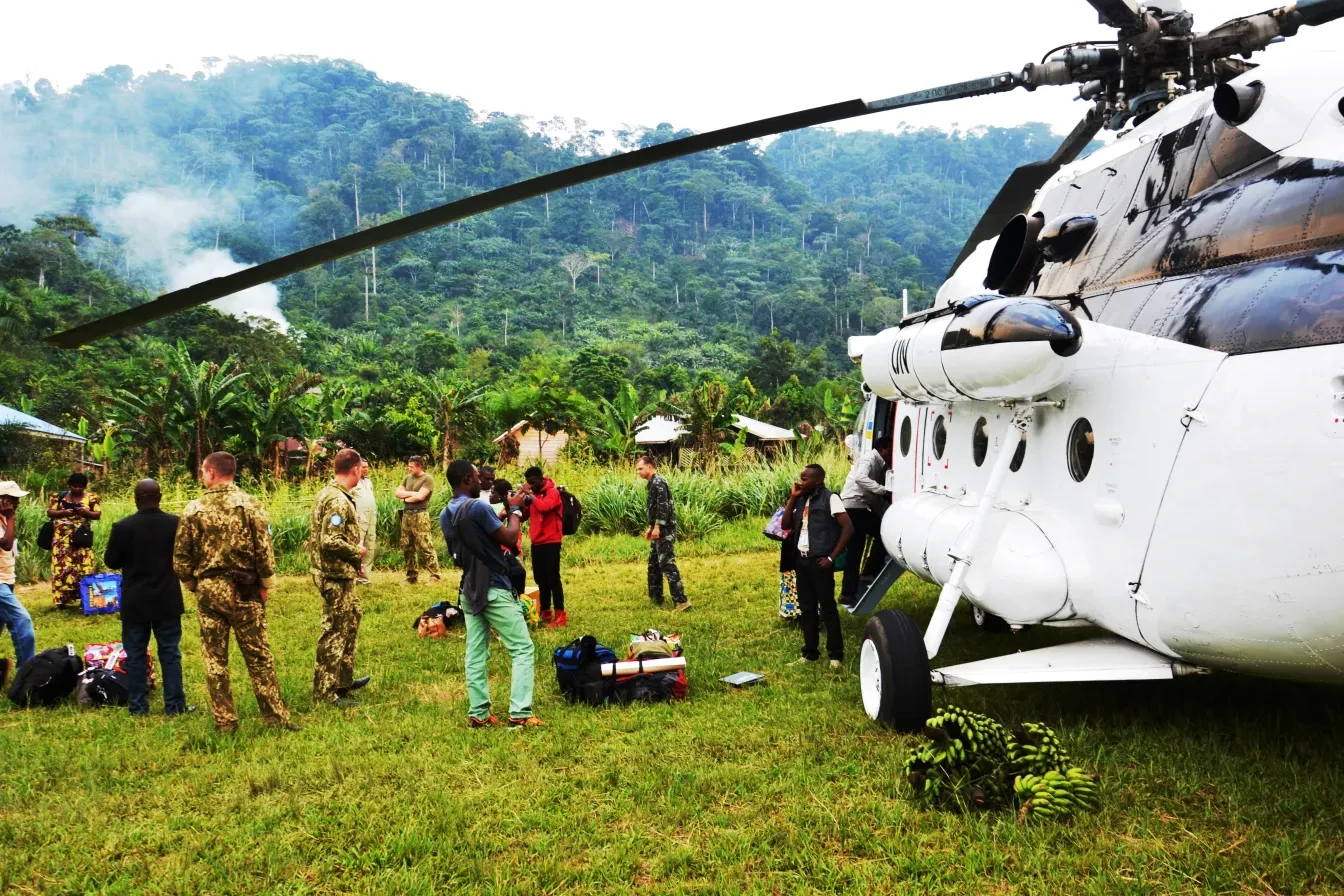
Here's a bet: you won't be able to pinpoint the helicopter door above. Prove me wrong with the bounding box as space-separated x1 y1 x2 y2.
1079 320 1226 649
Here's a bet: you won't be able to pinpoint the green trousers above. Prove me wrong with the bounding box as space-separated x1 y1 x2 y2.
464 587 536 720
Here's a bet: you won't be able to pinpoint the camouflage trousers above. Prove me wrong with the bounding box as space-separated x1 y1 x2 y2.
648 536 687 606
313 576 361 701
400 511 440 582
195 579 291 731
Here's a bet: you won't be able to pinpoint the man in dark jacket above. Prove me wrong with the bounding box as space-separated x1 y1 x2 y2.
104 479 189 716
781 464 854 669
637 456 689 611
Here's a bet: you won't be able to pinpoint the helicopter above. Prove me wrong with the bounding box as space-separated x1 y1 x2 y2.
42 1 1343 732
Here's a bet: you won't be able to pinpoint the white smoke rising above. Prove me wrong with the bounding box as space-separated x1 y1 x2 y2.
95 187 287 331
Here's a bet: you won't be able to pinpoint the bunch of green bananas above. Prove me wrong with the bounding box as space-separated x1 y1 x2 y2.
1007 721 1072 778
903 705 1013 811
1014 767 1101 822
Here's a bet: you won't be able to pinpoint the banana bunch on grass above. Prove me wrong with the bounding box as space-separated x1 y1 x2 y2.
1007 721 1071 778
1014 767 1101 823
903 705 1012 811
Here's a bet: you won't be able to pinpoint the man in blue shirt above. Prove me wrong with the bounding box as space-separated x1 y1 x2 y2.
440 460 541 729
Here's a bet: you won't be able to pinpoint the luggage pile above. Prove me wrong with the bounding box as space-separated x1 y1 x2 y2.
6 642 157 709
553 629 688 707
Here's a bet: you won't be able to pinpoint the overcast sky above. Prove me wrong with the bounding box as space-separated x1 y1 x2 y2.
4 0 1340 138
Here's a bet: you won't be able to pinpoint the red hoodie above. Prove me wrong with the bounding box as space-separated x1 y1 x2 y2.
525 477 564 545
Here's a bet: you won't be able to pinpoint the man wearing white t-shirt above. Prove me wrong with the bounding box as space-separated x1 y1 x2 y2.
780 464 853 669
0 480 36 688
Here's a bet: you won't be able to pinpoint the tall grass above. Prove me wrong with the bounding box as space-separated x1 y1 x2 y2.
3 447 849 584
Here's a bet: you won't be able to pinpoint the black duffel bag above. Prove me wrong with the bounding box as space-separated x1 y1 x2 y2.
8 645 83 708
554 635 617 705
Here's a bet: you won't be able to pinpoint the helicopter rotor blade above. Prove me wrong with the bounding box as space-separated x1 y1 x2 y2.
45 72 1029 348
948 108 1102 276
1084 0 1146 30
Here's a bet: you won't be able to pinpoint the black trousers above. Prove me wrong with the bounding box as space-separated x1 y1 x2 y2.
841 507 888 598
532 543 564 611
796 556 843 661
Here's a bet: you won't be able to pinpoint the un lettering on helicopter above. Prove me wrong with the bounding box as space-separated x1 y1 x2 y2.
39 0 1344 731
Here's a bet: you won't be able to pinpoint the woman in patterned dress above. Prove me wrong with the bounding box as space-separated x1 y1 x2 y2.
46 472 101 608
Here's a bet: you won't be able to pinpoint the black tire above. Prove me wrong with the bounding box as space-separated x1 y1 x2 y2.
859 609 932 732
972 605 1012 634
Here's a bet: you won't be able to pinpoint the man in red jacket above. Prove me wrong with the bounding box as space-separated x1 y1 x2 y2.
517 466 566 628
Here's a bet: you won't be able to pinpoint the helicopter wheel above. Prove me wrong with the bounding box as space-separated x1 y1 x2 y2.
859 609 932 732
972 605 1012 634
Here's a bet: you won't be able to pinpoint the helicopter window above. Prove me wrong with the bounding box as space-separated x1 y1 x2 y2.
972 417 989 467
899 416 912 457
1067 418 1095 482
931 416 947 460
1009 431 1027 473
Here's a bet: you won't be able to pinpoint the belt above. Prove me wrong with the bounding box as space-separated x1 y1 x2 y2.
198 569 251 580
404 507 428 514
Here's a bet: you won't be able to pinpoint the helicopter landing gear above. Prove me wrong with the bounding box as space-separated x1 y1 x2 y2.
972 605 1012 634
859 609 932 732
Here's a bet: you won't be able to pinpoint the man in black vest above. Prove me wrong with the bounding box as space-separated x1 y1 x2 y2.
781 464 854 669
104 479 190 716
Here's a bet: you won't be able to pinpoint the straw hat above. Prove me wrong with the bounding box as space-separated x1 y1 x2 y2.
0 481 31 498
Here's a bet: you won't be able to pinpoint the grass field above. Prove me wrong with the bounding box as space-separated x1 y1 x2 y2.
2 551 1343 895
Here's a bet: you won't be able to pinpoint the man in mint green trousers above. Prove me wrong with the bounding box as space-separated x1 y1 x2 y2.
440 460 541 729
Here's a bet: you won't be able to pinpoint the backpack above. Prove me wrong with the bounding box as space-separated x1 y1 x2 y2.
76 669 129 707
553 635 617 705
8 645 83 708
559 487 583 537
413 600 464 639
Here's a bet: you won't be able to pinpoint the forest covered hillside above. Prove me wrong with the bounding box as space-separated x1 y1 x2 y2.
0 58 1074 476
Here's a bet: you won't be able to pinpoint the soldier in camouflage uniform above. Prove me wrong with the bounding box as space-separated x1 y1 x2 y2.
173 452 295 734
395 456 441 584
310 448 369 706
637 456 690 611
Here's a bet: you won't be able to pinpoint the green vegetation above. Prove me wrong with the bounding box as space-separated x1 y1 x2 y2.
2 556 1342 894
0 58 1084 478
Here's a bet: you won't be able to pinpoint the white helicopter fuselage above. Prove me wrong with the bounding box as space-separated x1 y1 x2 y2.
853 52 1344 684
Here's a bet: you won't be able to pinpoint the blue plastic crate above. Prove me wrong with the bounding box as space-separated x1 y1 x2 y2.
80 573 122 615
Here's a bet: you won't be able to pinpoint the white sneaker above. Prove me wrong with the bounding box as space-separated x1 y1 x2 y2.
829 659 843 670
788 657 819 666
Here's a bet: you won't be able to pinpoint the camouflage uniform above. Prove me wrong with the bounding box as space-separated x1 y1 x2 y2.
309 481 363 702
646 473 687 606
173 483 290 731
399 471 441 583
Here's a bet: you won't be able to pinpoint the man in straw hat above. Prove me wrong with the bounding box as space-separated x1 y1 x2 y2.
0 480 36 690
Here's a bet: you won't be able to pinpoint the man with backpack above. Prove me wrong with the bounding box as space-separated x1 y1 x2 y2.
0 480 36 689
440 460 541 729
517 466 566 628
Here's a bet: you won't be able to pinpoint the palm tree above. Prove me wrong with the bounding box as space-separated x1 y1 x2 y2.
594 383 646 460
674 379 733 469
247 370 323 478
167 342 248 476
108 360 185 474
416 372 486 470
